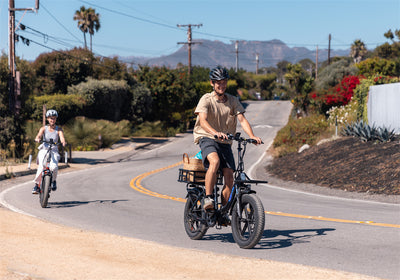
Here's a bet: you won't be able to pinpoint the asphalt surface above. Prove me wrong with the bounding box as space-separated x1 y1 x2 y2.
1 101 399 280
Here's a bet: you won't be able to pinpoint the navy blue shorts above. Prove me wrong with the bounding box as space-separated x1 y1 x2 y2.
199 137 235 171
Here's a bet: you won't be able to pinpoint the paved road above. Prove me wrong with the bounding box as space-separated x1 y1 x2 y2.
1 101 399 280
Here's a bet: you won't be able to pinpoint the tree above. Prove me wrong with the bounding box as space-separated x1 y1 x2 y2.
32 48 94 96
350 39 368 64
87 8 100 52
73 6 90 49
276 60 290 83
384 29 395 41
284 63 314 114
373 29 400 60
73 6 100 51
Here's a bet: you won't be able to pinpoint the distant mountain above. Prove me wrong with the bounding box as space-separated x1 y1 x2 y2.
121 39 349 71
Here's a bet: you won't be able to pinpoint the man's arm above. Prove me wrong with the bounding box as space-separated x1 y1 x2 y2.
198 112 228 140
237 113 262 144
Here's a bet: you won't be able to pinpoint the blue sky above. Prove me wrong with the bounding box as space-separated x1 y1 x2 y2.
1 0 399 64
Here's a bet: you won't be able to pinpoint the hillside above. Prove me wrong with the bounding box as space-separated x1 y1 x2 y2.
121 39 349 70
267 136 400 195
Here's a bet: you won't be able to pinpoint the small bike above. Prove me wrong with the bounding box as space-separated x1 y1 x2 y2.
178 132 267 249
38 139 57 208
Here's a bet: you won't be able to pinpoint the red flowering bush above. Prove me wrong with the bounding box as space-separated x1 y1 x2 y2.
310 75 364 114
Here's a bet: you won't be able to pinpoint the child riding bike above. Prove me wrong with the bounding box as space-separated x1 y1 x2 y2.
32 109 67 194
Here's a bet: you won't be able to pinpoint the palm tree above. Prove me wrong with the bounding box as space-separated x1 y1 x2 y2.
87 8 100 52
73 6 101 51
350 39 367 64
73 6 90 49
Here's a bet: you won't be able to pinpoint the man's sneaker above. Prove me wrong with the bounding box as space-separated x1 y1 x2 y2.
32 184 40 194
203 197 214 210
51 181 57 191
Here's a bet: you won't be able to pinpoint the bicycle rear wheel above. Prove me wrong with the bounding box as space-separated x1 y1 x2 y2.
231 193 265 249
184 194 208 240
40 175 51 208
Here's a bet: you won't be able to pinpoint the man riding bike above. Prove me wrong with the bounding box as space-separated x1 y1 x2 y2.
193 66 262 216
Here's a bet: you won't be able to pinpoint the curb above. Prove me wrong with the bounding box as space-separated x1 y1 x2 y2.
0 164 70 181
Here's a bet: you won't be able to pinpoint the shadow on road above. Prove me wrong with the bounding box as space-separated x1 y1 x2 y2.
198 228 336 249
257 228 336 249
48 199 129 208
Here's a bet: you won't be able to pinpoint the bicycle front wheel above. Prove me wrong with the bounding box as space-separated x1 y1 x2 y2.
183 194 208 240
40 175 51 208
231 193 265 249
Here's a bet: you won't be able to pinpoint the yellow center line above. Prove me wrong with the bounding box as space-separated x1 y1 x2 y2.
129 161 400 229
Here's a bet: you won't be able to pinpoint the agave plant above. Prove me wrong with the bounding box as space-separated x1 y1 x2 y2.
375 127 396 142
341 121 396 143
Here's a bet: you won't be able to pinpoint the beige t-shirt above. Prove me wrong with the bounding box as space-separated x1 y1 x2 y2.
193 92 245 144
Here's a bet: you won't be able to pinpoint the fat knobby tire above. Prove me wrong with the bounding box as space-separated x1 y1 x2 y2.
184 194 208 240
231 193 265 249
40 175 51 208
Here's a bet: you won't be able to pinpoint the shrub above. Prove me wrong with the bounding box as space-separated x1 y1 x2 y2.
315 59 358 90
30 94 86 125
273 114 328 156
326 100 358 126
68 78 131 122
356 57 398 77
132 121 176 137
310 75 363 115
64 117 131 150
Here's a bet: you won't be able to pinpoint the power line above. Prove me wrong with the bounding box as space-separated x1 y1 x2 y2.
41 3 82 43
80 0 180 31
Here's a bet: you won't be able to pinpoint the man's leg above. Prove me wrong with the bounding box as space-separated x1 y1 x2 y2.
221 167 234 205
205 152 220 196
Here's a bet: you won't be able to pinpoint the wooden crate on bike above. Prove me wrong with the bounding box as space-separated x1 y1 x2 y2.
180 153 206 183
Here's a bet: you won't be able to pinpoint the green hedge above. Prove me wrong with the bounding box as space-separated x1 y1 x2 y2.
31 94 86 125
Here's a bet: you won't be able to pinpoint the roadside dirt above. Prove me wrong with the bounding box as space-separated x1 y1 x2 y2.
0 207 379 280
267 136 400 196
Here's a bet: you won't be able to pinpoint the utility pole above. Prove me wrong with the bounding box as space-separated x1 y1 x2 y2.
177 23 202 76
8 0 39 115
328 34 331 65
8 0 16 114
255 53 259 75
231 40 240 72
315 45 318 80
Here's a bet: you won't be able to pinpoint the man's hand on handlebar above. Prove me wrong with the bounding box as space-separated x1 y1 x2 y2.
250 136 263 145
214 132 229 141
214 133 263 145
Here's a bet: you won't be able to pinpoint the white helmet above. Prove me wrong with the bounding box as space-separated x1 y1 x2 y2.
46 109 58 118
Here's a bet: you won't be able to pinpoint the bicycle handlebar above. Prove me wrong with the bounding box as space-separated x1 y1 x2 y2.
214 133 263 144
37 139 58 145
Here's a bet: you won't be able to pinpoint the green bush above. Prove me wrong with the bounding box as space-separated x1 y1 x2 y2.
68 78 131 122
132 121 176 137
356 57 398 77
64 117 131 150
315 58 358 90
30 94 86 124
273 113 328 156
130 84 152 125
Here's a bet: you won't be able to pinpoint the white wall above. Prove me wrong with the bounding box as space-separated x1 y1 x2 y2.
368 83 400 134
